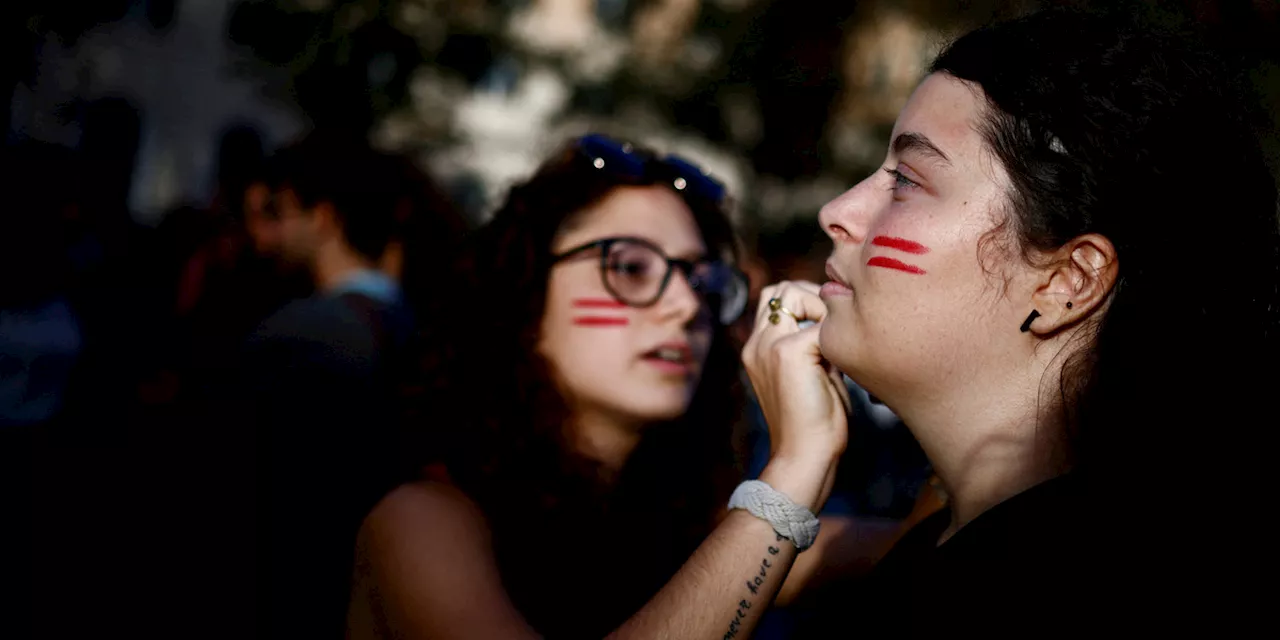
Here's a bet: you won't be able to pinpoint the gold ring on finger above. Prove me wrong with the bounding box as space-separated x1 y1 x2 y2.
768 305 799 325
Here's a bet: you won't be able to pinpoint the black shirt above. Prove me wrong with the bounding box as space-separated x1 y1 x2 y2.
798 474 1146 637
866 475 1103 634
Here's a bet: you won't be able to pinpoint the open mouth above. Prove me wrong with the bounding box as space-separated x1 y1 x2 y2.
644 346 690 363
642 344 695 374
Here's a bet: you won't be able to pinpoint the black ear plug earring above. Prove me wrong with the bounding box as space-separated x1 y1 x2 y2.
1019 309 1041 333
1066 301 1073 309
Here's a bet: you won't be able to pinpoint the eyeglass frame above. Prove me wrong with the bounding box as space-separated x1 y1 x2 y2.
550 235 750 325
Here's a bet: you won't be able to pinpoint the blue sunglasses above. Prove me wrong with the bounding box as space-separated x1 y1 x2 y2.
573 134 727 204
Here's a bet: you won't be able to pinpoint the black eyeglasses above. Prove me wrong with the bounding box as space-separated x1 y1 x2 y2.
573 133 727 204
552 236 749 326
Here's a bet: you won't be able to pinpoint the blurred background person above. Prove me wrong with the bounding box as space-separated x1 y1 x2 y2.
225 131 422 639
0 141 83 432
165 128 313 411
377 153 470 331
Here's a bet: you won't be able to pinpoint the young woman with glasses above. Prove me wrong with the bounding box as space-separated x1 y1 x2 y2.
346 134 755 639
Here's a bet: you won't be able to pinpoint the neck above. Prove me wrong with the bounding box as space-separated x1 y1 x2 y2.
312 240 376 292
568 409 644 481
890 359 1072 544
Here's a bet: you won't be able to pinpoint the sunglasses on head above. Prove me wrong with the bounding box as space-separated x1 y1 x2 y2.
572 133 727 204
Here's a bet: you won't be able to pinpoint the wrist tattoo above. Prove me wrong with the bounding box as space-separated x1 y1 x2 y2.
722 533 784 639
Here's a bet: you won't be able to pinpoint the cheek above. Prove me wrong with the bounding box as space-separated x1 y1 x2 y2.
862 217 934 278
824 220 974 358
562 295 646 345
829 265 1003 391
857 203 1000 320
540 297 636 365
568 295 631 327
542 268 642 373
539 305 642 402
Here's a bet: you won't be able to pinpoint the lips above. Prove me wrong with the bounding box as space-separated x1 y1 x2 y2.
822 260 855 298
641 341 696 375
826 261 852 288
643 341 692 363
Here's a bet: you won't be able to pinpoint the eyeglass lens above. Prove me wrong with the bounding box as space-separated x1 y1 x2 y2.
602 240 746 324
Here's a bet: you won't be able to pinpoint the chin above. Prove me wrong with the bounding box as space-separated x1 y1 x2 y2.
818 333 857 376
621 395 690 424
645 404 689 423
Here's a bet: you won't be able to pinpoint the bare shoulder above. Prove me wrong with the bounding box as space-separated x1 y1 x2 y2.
351 481 537 639
368 481 487 527
361 480 492 552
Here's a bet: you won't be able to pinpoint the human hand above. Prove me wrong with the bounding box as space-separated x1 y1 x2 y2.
742 281 851 510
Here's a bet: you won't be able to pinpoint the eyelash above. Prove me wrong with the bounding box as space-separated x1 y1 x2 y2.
883 167 919 191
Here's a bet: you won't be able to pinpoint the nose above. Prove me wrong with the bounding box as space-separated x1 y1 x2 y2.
819 176 878 246
658 267 703 326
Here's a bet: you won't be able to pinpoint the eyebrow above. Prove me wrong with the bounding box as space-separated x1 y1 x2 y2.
892 131 951 167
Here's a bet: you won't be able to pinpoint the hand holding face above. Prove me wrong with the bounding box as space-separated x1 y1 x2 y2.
741 280 851 511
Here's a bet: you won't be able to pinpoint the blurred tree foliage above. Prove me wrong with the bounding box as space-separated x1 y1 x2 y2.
223 0 1279 220
227 0 426 135
4 1 133 135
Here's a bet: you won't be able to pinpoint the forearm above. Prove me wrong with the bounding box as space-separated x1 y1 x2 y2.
608 456 832 640
608 511 795 640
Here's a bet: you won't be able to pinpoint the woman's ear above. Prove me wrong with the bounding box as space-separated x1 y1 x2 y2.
1023 233 1119 335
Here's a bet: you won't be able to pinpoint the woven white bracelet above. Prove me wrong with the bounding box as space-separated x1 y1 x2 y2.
728 480 821 552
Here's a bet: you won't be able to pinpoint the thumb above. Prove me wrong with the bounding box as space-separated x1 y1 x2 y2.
794 323 825 364
796 325 851 415
826 364 852 415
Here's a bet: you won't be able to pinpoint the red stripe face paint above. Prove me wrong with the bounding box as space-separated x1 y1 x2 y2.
572 298 627 309
870 236 929 255
571 298 629 326
572 316 629 326
867 256 926 275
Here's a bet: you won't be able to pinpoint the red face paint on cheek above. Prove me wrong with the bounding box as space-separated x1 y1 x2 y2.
871 236 930 254
572 317 629 327
572 298 627 309
867 256 926 275
571 299 629 326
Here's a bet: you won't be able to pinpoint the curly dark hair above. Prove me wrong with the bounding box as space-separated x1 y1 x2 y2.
404 137 746 638
932 9 1280 518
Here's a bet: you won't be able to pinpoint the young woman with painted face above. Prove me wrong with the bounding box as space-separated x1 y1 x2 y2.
756 8 1279 633
347 134 755 639
352 9 1277 637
